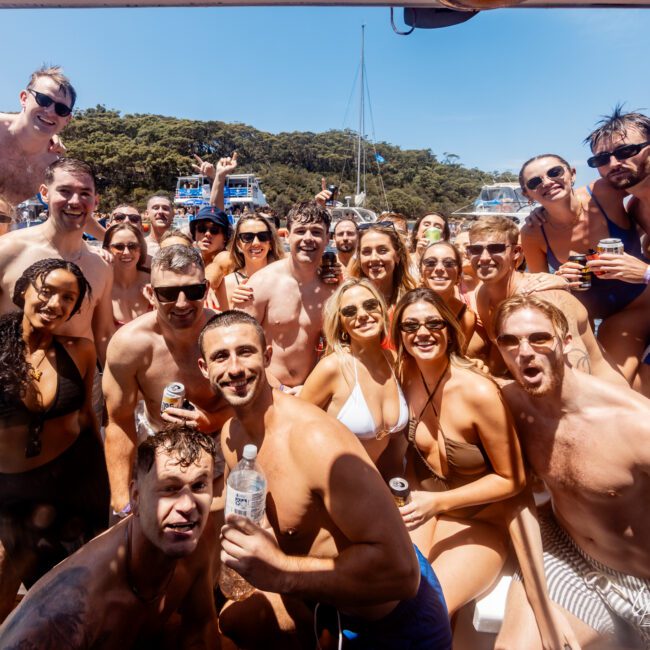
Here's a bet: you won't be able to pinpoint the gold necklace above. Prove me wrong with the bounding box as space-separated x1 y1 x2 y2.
28 349 49 382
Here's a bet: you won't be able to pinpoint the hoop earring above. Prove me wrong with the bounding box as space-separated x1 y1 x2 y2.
341 331 349 342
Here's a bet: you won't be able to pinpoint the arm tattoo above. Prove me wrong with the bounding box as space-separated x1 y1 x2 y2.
0 567 91 649
567 348 592 374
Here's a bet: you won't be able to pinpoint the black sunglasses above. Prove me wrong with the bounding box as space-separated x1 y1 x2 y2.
466 243 511 257
525 165 566 191
587 141 650 169
28 89 73 118
153 283 207 303
496 332 556 350
422 257 458 270
340 298 381 318
358 221 396 231
238 231 272 244
196 223 223 235
399 318 447 333
0 213 12 224
110 242 140 253
111 213 142 224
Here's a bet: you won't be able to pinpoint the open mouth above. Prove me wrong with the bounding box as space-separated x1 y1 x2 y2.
36 115 56 127
522 366 542 381
165 521 198 534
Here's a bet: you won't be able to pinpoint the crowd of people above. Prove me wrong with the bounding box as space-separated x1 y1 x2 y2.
0 65 649 650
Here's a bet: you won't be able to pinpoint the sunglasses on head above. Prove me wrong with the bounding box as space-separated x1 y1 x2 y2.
399 318 447 333
496 332 556 351
587 141 650 169
238 231 272 244
524 165 566 191
422 257 458 270
340 298 381 318
196 223 223 236
110 242 140 253
358 221 396 231
466 243 511 257
112 213 142 224
153 282 207 303
28 89 73 118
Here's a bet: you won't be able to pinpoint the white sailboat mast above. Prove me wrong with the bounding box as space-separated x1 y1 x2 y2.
356 25 365 200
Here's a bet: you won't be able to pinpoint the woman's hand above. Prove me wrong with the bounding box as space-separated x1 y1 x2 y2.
231 284 254 305
518 273 570 295
398 490 440 531
554 261 583 289
587 253 648 284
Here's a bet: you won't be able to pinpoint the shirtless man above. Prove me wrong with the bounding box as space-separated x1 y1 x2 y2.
103 245 230 516
198 310 452 649
0 158 114 363
468 216 624 383
332 218 359 268
492 295 650 650
143 194 175 258
108 204 143 231
240 201 338 392
0 426 220 649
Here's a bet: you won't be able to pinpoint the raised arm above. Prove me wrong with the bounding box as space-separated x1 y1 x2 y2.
209 152 238 211
103 331 142 512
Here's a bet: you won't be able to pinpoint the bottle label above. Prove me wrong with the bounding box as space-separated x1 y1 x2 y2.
225 487 265 523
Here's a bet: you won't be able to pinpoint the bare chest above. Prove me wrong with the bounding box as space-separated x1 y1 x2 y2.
0 145 54 206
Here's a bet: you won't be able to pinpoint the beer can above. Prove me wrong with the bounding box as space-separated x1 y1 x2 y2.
161 382 185 414
568 254 591 291
389 477 411 507
597 238 624 255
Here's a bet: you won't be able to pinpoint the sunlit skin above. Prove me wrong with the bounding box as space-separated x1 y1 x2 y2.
40 169 97 234
109 229 142 270
421 243 459 299
359 231 398 301
288 221 328 265
467 233 516 285
521 157 575 204
145 197 174 243
22 269 80 333
160 235 191 249
19 77 72 140
339 285 384 344
400 301 449 364
237 220 271 264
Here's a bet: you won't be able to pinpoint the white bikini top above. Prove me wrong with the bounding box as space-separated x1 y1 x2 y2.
336 357 409 440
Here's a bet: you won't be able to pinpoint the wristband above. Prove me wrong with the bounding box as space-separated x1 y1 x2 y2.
644 266 650 285
112 502 132 519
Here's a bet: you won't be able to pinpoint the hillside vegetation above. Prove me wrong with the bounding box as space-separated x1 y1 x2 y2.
64 105 517 217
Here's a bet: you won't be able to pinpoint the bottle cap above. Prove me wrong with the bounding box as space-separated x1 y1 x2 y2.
243 444 258 460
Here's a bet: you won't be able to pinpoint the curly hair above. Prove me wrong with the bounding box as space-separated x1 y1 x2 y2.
1 258 91 402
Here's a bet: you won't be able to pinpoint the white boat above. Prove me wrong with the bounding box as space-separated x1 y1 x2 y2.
173 173 268 213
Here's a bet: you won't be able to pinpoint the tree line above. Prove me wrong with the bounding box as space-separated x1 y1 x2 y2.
63 105 517 218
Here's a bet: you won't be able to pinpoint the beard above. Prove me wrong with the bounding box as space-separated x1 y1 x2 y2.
337 242 355 253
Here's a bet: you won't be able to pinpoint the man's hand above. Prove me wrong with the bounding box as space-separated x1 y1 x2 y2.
315 177 333 206
162 403 212 432
215 151 238 179
220 514 290 594
398 491 439 531
90 246 114 264
192 154 216 180
48 134 66 156
587 252 648 284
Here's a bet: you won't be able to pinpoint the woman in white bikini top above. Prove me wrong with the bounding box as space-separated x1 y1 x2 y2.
301 278 408 478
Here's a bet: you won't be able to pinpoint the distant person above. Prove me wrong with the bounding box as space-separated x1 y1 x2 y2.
103 245 230 517
494 295 650 650
0 426 219 648
160 228 193 248
410 212 451 269
239 201 340 392
332 218 359 269
0 158 114 364
108 204 143 231
0 259 109 622
198 310 452 649
222 213 284 309
143 194 175 258
102 223 151 328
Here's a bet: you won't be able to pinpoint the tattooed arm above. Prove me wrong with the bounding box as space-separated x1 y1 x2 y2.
0 567 92 649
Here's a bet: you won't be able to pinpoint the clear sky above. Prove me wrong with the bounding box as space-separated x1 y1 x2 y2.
0 5 648 188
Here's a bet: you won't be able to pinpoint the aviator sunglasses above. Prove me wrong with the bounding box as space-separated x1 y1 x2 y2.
340 298 381 318
587 141 650 169
28 89 73 118
422 257 458 270
524 165 565 191
111 213 142 224
153 282 207 303
238 231 272 244
496 332 556 351
399 318 447 333
110 242 140 253
465 243 511 257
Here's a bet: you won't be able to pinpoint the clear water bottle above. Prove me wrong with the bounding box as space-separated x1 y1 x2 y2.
219 444 267 601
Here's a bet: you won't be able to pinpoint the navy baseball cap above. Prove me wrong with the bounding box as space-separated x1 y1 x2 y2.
189 207 231 242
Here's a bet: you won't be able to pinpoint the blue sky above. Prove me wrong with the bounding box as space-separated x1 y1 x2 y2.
1 5 648 188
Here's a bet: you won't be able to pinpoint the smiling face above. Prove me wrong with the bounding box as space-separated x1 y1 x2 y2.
400 300 449 364
40 168 97 233
333 220 359 254
148 264 205 330
359 231 398 286
23 268 81 330
339 285 384 344
199 322 271 409
288 219 328 265
237 219 271 262
20 76 72 136
593 127 650 190
193 219 225 256
132 449 213 558
146 197 174 231
421 243 459 296
521 156 574 204
497 307 566 396
467 232 518 284
108 228 142 268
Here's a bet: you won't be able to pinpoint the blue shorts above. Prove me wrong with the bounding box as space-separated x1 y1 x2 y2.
333 546 452 649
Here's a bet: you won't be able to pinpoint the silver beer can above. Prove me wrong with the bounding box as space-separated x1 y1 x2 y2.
161 382 185 414
597 238 624 255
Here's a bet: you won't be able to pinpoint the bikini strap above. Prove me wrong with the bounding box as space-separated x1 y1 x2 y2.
585 184 610 222
408 364 448 444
